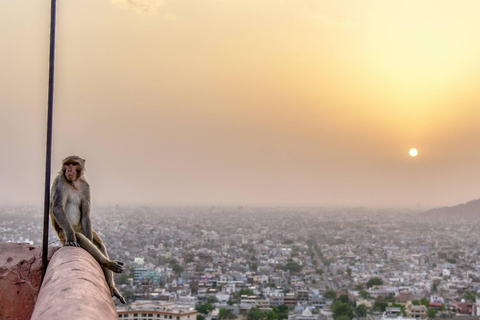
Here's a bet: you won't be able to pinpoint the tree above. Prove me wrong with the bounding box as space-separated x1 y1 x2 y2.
117 274 130 285
238 288 255 297
324 289 337 299
358 290 370 300
446 258 457 264
316 269 324 275
208 296 219 304
355 304 368 318
338 294 350 304
420 298 430 308
373 300 388 312
366 277 383 288
247 308 265 320
266 309 279 320
196 303 215 315
276 304 289 319
197 315 205 320
281 261 302 273
331 301 353 320
427 308 438 319
464 291 478 302
277 305 289 313
172 264 184 277
219 308 237 320
354 283 366 291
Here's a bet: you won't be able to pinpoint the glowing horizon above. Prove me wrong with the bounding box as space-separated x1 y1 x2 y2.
1 0 480 207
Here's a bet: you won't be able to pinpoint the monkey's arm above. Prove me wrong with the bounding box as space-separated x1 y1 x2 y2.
80 182 93 241
51 182 77 245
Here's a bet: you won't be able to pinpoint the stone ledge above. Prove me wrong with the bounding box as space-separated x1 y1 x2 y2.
30 246 118 320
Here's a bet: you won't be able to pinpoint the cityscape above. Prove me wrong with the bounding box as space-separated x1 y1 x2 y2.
3 1 480 319
2 204 480 320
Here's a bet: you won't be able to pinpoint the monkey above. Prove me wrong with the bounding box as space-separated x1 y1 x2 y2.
50 155 126 304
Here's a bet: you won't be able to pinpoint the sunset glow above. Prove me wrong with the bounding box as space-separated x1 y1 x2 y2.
1 0 480 206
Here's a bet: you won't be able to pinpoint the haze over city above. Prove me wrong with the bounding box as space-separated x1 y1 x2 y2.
2 0 480 207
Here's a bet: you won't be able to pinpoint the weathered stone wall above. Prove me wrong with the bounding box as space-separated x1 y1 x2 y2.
0 243 60 320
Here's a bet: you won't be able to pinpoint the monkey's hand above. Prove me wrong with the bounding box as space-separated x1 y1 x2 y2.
105 260 124 273
65 242 80 247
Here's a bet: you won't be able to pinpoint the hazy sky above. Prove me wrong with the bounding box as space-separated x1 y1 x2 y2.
1 0 480 207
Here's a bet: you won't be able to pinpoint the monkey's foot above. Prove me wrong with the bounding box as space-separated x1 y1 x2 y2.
111 287 126 304
65 242 80 247
105 260 124 273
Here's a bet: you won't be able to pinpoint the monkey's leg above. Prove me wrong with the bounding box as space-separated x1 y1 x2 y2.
57 229 67 246
75 232 124 273
93 231 126 304
51 216 67 246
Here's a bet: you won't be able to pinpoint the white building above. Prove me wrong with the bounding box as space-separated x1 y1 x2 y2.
117 301 197 320
368 286 398 299
289 308 322 320
430 295 445 304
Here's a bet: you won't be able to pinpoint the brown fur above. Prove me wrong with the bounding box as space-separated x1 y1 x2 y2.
50 155 126 304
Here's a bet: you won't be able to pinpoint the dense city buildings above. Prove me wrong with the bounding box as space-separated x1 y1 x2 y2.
3 205 480 320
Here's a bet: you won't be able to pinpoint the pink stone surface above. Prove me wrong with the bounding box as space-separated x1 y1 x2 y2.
30 247 118 320
0 243 60 320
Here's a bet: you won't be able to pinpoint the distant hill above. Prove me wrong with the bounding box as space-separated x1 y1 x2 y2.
424 199 480 217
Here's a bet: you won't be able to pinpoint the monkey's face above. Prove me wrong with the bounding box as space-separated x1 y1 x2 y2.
64 161 81 181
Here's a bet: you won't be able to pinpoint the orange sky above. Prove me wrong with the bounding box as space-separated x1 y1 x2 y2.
1 0 480 207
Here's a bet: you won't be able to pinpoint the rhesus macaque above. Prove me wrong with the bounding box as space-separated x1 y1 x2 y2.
50 155 126 304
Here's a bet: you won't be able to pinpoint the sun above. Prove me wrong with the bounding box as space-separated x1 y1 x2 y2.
409 148 418 157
